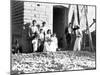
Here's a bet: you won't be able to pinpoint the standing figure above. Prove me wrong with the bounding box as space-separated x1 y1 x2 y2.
38 29 45 52
21 23 32 53
30 20 39 52
45 29 51 41
43 29 52 52
36 24 41 33
30 20 38 37
65 23 72 50
41 22 47 35
40 22 47 41
73 25 83 51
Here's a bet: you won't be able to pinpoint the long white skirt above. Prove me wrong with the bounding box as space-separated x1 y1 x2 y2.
73 37 82 51
32 39 38 52
44 42 57 52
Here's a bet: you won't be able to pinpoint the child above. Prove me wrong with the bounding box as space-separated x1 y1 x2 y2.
45 29 51 41
50 33 58 52
38 29 45 52
39 29 45 42
32 33 38 52
43 38 52 52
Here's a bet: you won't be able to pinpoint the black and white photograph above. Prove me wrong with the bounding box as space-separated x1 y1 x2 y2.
11 0 96 74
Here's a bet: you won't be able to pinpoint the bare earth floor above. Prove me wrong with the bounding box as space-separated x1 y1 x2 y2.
11 51 96 74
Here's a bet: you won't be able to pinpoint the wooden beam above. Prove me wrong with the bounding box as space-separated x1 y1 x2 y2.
85 6 94 51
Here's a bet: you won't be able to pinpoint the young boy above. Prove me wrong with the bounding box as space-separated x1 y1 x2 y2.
38 29 45 52
32 33 38 52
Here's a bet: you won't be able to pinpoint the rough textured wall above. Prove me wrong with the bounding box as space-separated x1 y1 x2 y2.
11 1 24 44
24 2 53 32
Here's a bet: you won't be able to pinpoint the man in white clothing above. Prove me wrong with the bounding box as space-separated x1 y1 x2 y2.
38 29 45 48
41 22 47 34
73 25 83 51
30 20 39 37
30 20 39 52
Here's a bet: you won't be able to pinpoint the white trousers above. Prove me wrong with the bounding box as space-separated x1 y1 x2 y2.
32 39 38 52
73 37 82 51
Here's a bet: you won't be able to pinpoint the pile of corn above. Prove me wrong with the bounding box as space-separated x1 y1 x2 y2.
11 51 95 74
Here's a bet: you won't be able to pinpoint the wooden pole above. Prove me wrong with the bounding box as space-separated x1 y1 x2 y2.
85 6 94 51
77 5 80 25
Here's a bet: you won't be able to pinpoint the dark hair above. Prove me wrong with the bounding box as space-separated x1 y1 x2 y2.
42 22 46 25
32 20 36 23
47 29 51 34
51 34 53 37
73 25 80 31
36 24 40 28
69 22 72 25
40 29 43 32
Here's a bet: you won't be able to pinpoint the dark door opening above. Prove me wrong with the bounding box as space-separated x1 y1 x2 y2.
53 5 69 49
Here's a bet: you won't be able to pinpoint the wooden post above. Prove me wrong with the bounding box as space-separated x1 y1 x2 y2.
85 6 94 51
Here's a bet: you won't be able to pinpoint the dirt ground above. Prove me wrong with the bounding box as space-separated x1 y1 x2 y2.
11 51 96 74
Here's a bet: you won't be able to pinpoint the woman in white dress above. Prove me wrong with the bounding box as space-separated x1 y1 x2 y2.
44 33 58 52
43 29 52 52
50 34 58 52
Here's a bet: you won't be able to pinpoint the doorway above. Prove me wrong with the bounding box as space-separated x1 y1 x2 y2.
53 5 69 49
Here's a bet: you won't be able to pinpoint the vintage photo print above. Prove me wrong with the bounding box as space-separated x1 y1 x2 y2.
11 0 96 74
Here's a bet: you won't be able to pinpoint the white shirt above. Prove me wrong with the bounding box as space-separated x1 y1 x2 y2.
30 25 38 34
32 38 38 44
68 27 72 34
40 26 47 34
76 29 82 37
39 33 44 41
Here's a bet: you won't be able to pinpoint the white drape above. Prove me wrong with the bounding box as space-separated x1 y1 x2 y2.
68 5 95 32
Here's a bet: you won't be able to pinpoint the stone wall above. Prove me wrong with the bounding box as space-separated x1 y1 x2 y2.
24 2 53 32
